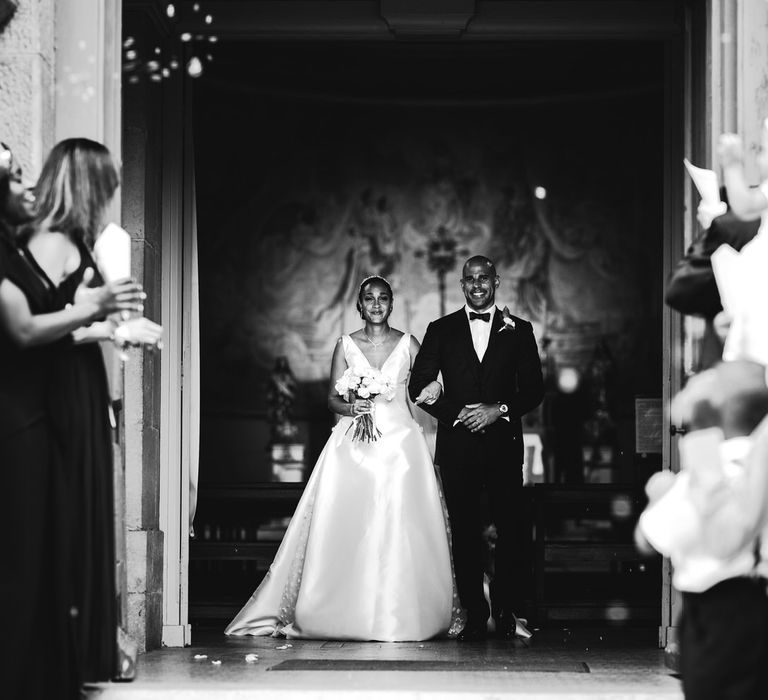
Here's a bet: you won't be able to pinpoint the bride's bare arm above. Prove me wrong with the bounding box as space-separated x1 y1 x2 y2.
327 337 372 418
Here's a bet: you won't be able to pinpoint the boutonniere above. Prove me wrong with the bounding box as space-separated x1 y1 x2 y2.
498 306 516 333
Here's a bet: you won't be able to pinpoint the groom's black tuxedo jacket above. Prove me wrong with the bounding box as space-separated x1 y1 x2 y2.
409 308 544 471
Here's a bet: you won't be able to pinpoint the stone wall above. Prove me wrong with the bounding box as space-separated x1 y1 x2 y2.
122 6 169 652
0 0 55 174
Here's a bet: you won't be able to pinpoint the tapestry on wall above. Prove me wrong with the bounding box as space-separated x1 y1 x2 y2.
196 92 662 414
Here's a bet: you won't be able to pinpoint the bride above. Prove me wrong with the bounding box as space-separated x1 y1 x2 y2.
225 275 463 641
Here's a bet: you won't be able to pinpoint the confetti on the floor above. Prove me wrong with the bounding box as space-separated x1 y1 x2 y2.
211 659 222 665
245 653 259 663
193 654 208 660
275 644 293 650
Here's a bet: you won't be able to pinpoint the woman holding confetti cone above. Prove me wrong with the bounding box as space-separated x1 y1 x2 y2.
25 139 161 684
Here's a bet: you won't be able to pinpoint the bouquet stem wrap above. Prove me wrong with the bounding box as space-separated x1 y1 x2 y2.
346 409 381 443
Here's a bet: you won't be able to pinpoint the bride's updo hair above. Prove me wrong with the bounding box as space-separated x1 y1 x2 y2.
356 275 393 318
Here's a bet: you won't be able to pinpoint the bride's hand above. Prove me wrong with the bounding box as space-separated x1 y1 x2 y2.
414 380 442 405
350 399 373 416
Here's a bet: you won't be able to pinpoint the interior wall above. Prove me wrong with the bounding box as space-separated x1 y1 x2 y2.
193 42 665 487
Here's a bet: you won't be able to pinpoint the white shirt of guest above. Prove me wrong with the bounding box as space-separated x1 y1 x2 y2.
704 432 768 581
465 304 496 362
638 435 758 593
723 179 768 365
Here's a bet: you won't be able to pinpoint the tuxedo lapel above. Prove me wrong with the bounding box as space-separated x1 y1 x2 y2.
480 308 507 371
452 310 482 379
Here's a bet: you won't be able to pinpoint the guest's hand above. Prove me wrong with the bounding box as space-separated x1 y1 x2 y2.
713 310 732 342
717 133 744 168
634 523 657 557
456 406 472 423
75 268 146 317
670 369 720 431
696 200 727 230
414 380 442 405
113 317 163 348
460 403 502 432
645 471 676 503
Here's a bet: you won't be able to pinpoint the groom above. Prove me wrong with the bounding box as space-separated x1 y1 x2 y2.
409 255 544 641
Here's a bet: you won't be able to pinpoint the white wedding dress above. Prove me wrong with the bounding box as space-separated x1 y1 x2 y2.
225 333 463 641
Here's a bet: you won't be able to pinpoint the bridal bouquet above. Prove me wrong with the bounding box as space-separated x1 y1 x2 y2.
335 366 396 442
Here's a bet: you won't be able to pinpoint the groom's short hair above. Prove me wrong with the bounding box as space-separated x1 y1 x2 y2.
462 255 497 278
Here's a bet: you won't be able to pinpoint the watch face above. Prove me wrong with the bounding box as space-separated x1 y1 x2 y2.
499 404 508 414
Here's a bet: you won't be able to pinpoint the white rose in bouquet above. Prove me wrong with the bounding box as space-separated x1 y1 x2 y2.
336 366 397 442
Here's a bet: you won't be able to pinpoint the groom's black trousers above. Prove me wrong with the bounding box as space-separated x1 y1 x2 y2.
439 427 530 626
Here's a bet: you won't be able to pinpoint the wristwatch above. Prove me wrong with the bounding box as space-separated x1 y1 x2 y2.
498 403 509 415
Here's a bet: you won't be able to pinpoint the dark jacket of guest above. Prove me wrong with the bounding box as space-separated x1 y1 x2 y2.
665 212 759 319
665 212 760 370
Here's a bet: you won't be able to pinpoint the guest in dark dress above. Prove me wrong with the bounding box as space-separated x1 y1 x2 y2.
26 138 161 684
0 143 73 700
0 144 146 698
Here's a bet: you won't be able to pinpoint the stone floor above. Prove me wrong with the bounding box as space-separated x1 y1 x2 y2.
89 628 683 699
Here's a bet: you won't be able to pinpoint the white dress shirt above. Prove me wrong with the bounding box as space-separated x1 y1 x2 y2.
638 433 758 593
465 304 496 362
452 305 509 426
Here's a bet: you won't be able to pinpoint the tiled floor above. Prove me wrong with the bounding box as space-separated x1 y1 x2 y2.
89 629 683 699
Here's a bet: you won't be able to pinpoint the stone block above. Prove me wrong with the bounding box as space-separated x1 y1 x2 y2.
0 53 54 174
0 0 54 58
126 591 147 654
125 528 164 651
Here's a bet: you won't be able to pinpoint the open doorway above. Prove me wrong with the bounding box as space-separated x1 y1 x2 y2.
188 39 667 635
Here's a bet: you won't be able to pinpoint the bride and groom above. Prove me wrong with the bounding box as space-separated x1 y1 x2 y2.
225 255 544 642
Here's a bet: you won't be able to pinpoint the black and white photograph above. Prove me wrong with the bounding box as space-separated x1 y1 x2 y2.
1 1 768 699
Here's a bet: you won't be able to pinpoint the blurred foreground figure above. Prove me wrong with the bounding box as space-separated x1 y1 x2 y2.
638 361 768 700
665 196 758 369
639 123 768 700
0 145 80 700
26 138 160 683
1 141 152 697
715 123 768 366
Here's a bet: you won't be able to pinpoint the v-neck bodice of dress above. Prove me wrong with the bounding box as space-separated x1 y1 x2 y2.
340 333 413 428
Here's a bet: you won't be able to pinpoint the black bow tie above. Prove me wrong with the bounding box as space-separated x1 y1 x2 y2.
469 312 491 322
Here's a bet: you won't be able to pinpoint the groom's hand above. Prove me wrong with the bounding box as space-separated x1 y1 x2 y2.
460 403 502 432
456 406 472 422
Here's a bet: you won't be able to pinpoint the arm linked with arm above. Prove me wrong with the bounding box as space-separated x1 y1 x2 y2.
408 321 464 426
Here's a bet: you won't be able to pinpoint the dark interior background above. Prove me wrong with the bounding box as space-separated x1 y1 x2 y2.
193 40 665 486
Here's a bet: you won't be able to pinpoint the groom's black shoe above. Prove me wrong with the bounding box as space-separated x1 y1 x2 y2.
456 622 487 642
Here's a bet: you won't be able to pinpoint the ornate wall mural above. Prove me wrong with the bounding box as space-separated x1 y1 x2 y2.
196 88 662 419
